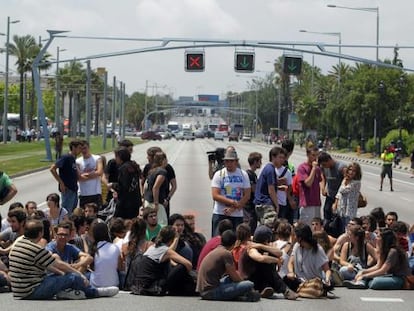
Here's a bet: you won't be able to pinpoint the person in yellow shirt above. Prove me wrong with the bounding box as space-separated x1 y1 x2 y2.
380 148 394 191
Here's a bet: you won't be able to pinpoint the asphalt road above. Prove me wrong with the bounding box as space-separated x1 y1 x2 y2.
1 138 413 310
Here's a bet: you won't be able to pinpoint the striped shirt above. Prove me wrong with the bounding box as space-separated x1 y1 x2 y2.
8 237 55 299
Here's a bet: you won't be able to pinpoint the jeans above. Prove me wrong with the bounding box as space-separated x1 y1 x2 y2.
25 273 98 300
339 266 357 281
211 214 243 237
278 204 289 221
201 275 254 300
365 276 404 290
61 189 78 215
323 196 335 223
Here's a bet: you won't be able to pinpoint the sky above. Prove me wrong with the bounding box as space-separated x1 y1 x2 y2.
1 0 414 99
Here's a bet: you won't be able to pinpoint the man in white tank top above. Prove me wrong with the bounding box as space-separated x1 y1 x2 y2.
76 141 103 209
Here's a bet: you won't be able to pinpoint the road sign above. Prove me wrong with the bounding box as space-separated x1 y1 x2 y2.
185 52 205 72
282 55 303 75
234 52 255 72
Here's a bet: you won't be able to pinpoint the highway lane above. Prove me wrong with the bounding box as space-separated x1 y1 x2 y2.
1 138 414 310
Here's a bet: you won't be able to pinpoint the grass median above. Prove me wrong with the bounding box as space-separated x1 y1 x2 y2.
0 136 142 177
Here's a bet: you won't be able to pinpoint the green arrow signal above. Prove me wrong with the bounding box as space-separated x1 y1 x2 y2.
240 56 250 69
288 60 297 72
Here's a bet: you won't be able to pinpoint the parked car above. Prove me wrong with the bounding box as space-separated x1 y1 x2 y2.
228 133 239 142
214 131 224 141
159 131 172 140
241 135 252 142
194 129 205 138
141 131 162 140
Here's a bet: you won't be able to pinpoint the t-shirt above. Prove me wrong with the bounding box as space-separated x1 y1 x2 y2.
197 236 221 271
292 242 328 280
196 246 235 293
144 168 169 203
385 248 411 277
0 172 12 202
254 163 277 205
146 224 162 242
42 207 69 226
211 168 250 217
246 169 257 207
275 166 292 205
46 241 81 264
90 241 120 287
322 161 347 198
9 237 56 299
297 162 322 207
55 154 78 192
77 154 101 196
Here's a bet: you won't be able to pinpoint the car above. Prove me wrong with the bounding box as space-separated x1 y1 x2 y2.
228 133 239 142
241 135 252 142
175 131 184 140
214 131 224 141
183 129 195 140
141 131 162 140
194 129 205 138
159 131 171 140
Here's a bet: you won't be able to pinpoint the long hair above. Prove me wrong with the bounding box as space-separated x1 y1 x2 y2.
379 229 405 263
154 225 176 247
349 225 365 258
295 223 318 253
234 223 251 248
127 218 147 256
150 151 167 174
90 222 111 258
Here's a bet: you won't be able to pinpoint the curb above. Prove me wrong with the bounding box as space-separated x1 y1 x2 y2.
331 153 410 172
10 166 51 179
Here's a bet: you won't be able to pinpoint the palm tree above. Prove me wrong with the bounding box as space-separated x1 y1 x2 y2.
7 34 38 130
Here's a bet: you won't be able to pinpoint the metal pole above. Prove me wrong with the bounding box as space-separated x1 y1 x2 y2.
122 82 126 139
55 47 60 132
111 76 116 148
85 60 91 143
102 70 108 150
144 80 148 131
118 82 122 136
2 17 11 144
255 88 258 137
338 33 342 85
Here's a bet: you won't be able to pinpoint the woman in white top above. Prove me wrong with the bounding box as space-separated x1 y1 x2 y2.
334 163 362 228
90 222 121 288
273 222 293 278
44 193 68 229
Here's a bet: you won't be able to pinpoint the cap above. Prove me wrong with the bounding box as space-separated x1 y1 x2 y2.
223 150 239 160
253 225 273 243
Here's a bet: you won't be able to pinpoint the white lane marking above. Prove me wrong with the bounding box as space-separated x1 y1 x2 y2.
365 171 414 186
360 297 404 302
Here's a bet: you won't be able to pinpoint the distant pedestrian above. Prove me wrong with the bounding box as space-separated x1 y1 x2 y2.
380 147 394 191
54 132 64 160
410 149 414 178
50 139 83 215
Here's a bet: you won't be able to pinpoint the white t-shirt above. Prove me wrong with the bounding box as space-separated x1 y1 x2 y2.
211 168 250 217
274 240 290 278
275 166 292 206
90 241 120 288
292 242 328 280
76 154 101 196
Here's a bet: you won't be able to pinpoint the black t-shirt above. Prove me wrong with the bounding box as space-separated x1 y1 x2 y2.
55 154 78 192
105 159 119 183
246 169 257 206
143 163 176 183
144 168 169 203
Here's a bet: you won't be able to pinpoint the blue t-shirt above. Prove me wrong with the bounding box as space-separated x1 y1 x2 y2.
254 163 277 205
46 241 81 264
55 154 78 192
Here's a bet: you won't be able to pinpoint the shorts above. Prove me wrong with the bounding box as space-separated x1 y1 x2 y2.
381 165 392 178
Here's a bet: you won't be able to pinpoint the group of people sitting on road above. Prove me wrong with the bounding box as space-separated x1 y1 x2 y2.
0 138 413 302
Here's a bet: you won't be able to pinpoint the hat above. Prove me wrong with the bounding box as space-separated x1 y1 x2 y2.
223 150 239 160
253 225 273 243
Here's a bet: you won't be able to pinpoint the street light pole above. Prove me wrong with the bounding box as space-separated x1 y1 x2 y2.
327 4 379 153
2 17 20 144
55 46 66 133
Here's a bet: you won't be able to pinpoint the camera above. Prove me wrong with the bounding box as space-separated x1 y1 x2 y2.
207 147 225 164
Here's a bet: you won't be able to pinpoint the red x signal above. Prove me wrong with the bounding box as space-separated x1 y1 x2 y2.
185 52 205 72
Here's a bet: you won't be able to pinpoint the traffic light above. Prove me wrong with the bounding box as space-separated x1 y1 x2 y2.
234 52 255 73
282 55 303 75
185 52 205 72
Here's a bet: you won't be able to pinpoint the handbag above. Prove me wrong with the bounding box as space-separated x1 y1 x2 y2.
357 192 367 208
296 278 326 298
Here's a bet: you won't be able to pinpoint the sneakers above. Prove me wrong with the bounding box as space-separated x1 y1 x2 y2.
237 290 261 302
56 289 86 300
260 287 274 298
97 286 119 297
284 288 298 300
343 280 367 289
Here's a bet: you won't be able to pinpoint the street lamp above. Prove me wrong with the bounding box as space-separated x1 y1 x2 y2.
299 29 342 84
377 81 386 155
2 16 20 144
328 4 379 153
55 46 67 133
398 75 406 145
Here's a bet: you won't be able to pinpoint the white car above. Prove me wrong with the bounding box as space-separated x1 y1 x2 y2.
241 135 252 142
214 131 224 141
